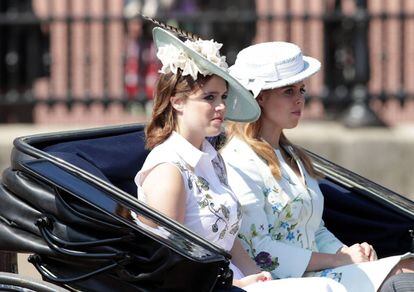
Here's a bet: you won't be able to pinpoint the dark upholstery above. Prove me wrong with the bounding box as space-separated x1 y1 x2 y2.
41 129 412 258
43 131 149 196
2 129 229 291
320 179 413 258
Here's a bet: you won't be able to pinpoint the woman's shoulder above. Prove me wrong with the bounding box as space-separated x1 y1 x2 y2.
137 143 182 181
221 136 256 160
141 162 184 189
221 136 267 186
221 136 263 171
222 136 247 154
144 142 180 165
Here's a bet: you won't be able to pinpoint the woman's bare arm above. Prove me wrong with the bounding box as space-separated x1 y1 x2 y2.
140 163 186 226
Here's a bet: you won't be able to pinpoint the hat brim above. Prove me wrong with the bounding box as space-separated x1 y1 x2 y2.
152 27 260 122
258 56 321 93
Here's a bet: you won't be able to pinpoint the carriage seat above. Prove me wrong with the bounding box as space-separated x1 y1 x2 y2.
43 130 149 197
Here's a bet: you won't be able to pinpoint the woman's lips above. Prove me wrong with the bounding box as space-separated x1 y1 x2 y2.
212 116 224 122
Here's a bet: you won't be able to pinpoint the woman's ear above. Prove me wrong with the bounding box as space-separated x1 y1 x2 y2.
256 92 266 107
170 95 185 112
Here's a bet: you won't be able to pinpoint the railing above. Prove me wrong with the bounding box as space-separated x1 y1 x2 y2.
1 0 414 126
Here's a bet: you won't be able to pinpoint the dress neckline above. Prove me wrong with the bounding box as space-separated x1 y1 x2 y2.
275 146 307 188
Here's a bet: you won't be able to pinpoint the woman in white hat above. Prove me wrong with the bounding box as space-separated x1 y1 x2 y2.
221 42 414 292
135 26 348 291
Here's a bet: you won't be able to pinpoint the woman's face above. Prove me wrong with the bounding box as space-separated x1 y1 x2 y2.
173 75 227 140
257 81 306 131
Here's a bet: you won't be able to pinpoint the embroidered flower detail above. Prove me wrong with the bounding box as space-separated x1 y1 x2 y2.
254 252 272 268
262 187 271 197
332 273 343 282
199 193 213 208
272 186 280 193
271 203 283 214
296 230 303 242
320 268 332 277
320 268 343 283
229 222 239 235
157 39 228 80
254 251 280 271
195 176 210 191
236 202 242 220
250 224 258 237
280 221 289 229
286 231 295 241
187 176 193 190
220 204 230 220
212 155 229 186
239 229 280 272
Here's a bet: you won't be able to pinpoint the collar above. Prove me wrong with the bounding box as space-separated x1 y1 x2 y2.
167 131 218 168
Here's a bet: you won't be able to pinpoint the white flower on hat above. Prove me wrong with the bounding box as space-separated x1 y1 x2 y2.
157 39 228 80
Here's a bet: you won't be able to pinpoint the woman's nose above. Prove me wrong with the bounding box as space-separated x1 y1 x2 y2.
296 94 305 104
216 99 226 111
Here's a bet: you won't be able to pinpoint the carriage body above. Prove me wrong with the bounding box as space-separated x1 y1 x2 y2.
0 123 412 291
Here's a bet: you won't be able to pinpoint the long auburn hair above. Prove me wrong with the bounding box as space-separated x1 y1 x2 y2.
141 16 218 149
226 104 322 180
145 71 213 149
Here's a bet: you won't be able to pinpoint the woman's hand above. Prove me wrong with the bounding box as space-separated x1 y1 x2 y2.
233 271 272 288
336 242 376 266
359 242 378 261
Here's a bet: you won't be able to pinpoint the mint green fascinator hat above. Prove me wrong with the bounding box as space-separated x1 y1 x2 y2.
152 27 260 122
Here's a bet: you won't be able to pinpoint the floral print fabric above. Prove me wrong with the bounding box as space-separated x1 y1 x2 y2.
135 132 242 252
174 160 242 241
221 137 344 279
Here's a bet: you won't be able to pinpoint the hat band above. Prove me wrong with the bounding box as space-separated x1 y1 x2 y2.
241 53 305 83
231 53 305 97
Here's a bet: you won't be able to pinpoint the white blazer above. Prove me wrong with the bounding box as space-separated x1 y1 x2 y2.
221 136 344 279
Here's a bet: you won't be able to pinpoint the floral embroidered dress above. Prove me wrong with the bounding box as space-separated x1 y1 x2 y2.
221 136 411 291
134 132 244 278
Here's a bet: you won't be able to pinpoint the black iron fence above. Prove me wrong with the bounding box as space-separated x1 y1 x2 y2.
1 0 414 126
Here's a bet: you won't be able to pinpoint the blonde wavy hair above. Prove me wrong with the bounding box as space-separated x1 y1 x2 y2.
226 113 322 180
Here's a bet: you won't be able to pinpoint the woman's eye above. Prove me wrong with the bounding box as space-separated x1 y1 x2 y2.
300 88 306 94
222 94 228 100
284 89 294 95
204 94 215 101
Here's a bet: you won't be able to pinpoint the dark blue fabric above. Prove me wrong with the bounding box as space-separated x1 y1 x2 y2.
47 152 110 183
321 179 412 257
43 131 149 196
41 129 412 258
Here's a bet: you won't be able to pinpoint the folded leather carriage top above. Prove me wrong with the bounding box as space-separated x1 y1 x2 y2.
0 123 413 291
0 124 234 292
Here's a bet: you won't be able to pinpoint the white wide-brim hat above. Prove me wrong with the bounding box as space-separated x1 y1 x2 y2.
152 27 260 122
229 42 321 98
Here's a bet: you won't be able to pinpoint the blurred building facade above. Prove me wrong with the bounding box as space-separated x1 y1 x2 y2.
1 0 414 126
